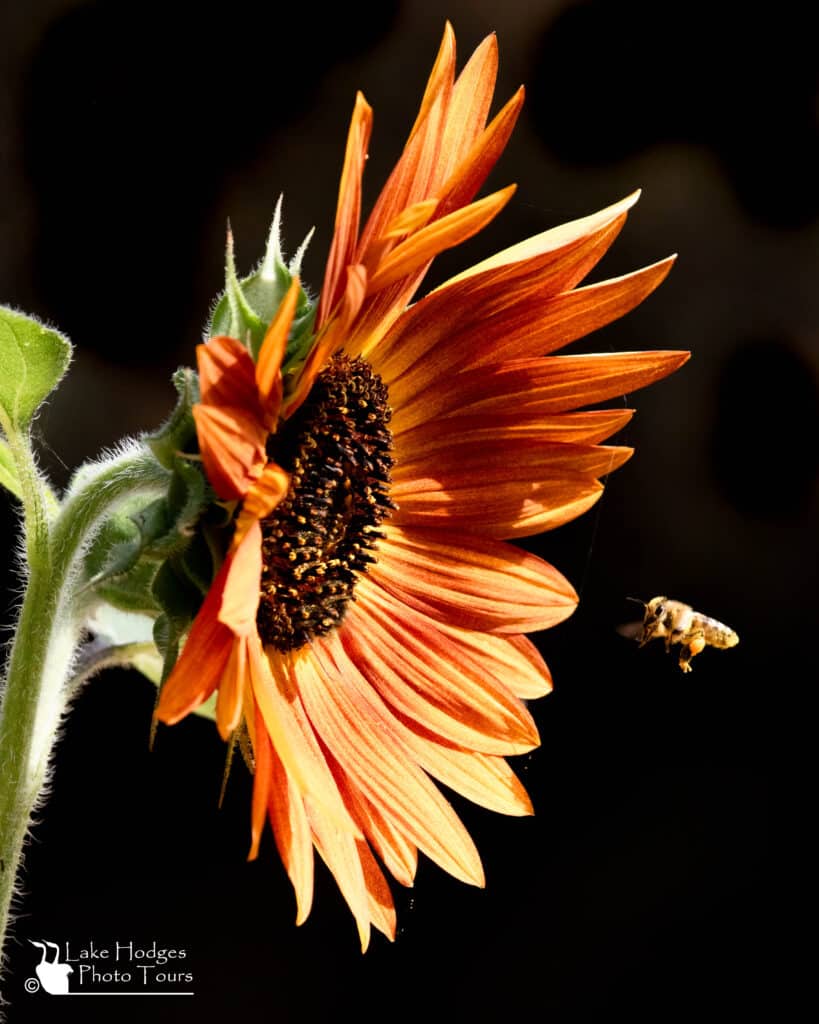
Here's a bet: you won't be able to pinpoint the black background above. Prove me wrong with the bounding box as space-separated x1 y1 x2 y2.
2 1 815 1019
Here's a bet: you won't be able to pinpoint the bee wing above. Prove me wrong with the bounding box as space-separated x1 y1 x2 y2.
616 619 644 642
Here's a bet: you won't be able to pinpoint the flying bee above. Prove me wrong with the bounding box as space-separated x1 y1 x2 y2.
618 596 739 673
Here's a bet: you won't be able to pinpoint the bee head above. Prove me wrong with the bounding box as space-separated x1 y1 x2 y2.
638 596 669 642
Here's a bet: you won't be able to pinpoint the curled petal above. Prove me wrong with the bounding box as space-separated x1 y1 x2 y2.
192 403 266 500
196 336 260 411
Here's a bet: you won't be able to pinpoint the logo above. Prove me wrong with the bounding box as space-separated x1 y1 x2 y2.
24 938 195 998
28 942 72 995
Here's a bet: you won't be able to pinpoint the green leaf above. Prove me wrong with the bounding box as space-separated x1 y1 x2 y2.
0 437 22 500
0 305 71 429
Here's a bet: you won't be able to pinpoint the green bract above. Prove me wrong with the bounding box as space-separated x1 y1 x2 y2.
208 202 318 393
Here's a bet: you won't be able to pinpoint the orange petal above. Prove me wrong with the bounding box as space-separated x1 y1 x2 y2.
192 403 267 500
233 462 291 546
406 21 457 146
393 435 633 483
357 24 456 256
306 803 372 952
430 625 555 701
249 704 273 860
441 191 641 288
366 185 516 294
356 839 397 942
196 336 260 411
389 439 627 539
365 194 639 376
217 519 262 635
391 470 602 539
154 555 236 724
337 781 418 888
394 351 689 435
372 524 577 634
307 634 485 888
215 635 248 739
435 31 499 183
317 93 373 327
250 642 361 838
343 578 540 754
395 408 634 449
264 724 315 925
256 276 301 427
499 634 554 699
468 257 679 368
392 718 534 816
436 85 524 218
380 198 439 240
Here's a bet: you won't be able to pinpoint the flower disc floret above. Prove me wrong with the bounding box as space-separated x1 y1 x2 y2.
258 354 394 651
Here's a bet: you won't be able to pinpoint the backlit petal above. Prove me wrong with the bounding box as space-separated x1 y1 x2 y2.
373 524 577 634
342 578 540 755
309 635 485 887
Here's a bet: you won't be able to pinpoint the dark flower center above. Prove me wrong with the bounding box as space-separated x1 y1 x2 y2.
257 354 394 652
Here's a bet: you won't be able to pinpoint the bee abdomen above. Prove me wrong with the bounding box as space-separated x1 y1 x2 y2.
700 616 739 649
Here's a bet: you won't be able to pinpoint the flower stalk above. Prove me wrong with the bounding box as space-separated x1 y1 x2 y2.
0 433 170 968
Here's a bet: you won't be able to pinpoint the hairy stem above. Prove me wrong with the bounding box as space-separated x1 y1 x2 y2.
0 442 169 974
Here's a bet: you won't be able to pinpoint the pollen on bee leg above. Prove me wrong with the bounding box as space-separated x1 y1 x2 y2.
678 633 706 672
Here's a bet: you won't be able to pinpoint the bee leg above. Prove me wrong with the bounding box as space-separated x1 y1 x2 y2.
678 633 706 672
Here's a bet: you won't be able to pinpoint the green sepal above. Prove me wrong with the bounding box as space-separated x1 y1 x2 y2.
82 453 209 606
145 367 200 470
207 206 318 390
0 305 72 430
81 359 213 634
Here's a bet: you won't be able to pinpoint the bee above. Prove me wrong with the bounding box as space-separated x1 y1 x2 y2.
618 596 739 672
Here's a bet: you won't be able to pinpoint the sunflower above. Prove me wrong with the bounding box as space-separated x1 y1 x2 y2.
155 23 688 949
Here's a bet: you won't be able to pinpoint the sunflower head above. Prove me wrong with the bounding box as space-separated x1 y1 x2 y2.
151 22 688 950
